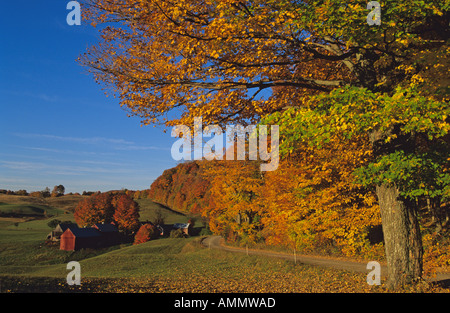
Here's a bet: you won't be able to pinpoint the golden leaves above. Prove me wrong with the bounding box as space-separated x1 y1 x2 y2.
81 0 349 127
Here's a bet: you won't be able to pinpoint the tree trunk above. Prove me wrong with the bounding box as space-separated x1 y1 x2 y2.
369 128 423 288
376 183 423 289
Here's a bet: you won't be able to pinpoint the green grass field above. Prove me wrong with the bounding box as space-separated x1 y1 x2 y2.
135 199 188 225
0 203 52 215
0 194 191 274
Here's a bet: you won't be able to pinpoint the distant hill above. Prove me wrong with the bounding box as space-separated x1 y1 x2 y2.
148 161 212 215
0 194 85 218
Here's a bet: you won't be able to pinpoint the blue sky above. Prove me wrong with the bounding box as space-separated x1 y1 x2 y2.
0 0 178 193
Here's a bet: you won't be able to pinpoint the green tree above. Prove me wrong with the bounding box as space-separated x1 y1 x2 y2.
51 185 65 197
265 86 449 287
47 219 62 229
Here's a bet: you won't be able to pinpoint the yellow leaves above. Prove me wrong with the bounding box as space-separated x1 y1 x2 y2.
385 133 398 143
338 123 348 131
172 6 182 19
423 233 450 276
411 74 425 86
210 50 220 59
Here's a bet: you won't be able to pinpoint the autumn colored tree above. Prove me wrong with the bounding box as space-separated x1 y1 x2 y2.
112 193 141 234
265 85 449 287
79 0 348 128
74 192 114 227
81 0 449 288
134 223 157 245
148 161 212 213
74 192 140 234
29 191 44 198
202 158 265 245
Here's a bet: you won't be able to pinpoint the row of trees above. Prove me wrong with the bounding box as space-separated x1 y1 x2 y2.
0 186 152 199
0 185 66 198
0 189 29 196
80 0 449 288
148 162 211 214
74 192 140 235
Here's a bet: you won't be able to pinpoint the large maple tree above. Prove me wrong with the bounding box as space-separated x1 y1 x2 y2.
80 0 449 288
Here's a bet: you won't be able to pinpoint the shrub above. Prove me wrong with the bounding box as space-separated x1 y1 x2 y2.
170 228 186 238
199 227 213 236
134 224 157 245
47 219 62 229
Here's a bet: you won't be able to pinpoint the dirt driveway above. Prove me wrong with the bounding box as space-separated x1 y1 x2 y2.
201 236 450 283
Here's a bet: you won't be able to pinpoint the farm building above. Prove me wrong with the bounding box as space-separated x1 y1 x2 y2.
47 223 78 241
59 223 119 251
60 227 103 251
93 223 120 246
172 223 192 236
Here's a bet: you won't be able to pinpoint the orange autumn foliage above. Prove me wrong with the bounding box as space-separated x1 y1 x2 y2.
134 223 158 245
148 135 448 268
112 194 141 234
148 161 212 213
74 193 115 227
148 133 385 258
259 134 383 258
74 192 140 234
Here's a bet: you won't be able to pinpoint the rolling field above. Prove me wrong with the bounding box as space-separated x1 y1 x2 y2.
0 195 448 293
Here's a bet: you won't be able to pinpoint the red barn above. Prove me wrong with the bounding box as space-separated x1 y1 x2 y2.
60 228 103 251
93 223 119 246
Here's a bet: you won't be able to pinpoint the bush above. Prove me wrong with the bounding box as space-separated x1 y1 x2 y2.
134 224 158 245
47 219 62 229
199 227 213 236
170 228 187 238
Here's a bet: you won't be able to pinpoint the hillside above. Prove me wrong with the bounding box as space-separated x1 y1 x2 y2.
0 186 448 293
2 236 448 293
0 194 86 222
0 195 193 272
147 159 450 275
148 161 212 215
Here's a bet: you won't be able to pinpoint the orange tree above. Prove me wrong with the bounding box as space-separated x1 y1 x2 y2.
74 192 115 226
258 133 383 258
74 192 140 234
112 193 141 234
202 158 264 244
134 223 157 245
80 0 448 288
148 161 212 212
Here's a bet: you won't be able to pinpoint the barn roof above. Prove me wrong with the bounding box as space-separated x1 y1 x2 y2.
56 223 78 232
173 223 190 229
93 223 118 233
68 228 102 238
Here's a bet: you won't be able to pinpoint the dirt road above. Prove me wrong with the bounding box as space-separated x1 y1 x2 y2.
201 236 450 283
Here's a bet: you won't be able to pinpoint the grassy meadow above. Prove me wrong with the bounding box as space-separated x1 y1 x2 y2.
0 194 448 293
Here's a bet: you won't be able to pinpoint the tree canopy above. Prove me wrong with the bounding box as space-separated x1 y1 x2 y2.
81 0 448 125
81 0 449 288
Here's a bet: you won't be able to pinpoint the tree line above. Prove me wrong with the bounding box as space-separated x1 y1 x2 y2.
0 185 66 198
